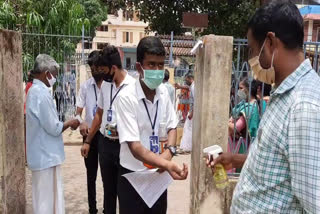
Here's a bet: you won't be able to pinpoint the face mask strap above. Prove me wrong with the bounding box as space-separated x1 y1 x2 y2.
270 51 275 68
258 39 267 58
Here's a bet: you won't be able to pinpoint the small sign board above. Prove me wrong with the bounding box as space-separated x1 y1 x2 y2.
182 12 208 29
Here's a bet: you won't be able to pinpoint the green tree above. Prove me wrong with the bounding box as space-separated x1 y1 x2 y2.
0 0 108 80
105 0 261 38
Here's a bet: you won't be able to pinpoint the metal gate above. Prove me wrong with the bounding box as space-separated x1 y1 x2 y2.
230 39 320 158
16 26 93 121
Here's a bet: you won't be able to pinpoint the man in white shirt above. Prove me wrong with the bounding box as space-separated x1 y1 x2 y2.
163 69 175 105
26 54 80 214
81 46 135 214
114 36 188 214
76 50 102 214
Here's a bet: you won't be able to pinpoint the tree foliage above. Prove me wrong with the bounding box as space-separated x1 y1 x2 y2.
0 0 108 80
105 0 261 38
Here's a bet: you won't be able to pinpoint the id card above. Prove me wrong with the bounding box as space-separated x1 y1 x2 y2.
107 109 112 122
92 106 97 117
149 136 159 154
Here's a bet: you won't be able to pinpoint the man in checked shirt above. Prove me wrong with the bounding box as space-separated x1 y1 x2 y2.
208 0 320 213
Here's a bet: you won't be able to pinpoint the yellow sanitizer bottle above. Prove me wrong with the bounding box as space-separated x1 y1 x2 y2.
203 145 229 189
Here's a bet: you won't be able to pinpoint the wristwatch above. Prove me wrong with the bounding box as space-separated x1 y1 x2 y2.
166 145 177 156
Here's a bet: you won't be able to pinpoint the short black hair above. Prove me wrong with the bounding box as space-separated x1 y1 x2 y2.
97 45 122 69
137 36 166 64
185 72 194 79
248 0 304 49
88 50 100 67
164 69 170 81
257 81 272 96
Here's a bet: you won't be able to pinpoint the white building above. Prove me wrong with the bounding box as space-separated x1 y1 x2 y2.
76 9 154 69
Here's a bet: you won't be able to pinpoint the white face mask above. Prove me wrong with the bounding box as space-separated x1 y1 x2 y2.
46 72 56 87
237 89 247 101
248 39 275 85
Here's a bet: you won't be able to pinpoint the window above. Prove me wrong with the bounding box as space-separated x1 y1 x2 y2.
98 25 108 32
97 43 108 50
97 25 108 32
83 41 92 49
126 32 130 43
102 25 108 32
317 27 320 42
126 57 131 69
130 32 133 43
123 32 133 43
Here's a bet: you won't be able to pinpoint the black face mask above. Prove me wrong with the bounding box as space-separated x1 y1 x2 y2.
92 73 104 83
103 71 115 83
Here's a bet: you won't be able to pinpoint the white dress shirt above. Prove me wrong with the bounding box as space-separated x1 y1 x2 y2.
97 73 136 138
115 80 179 171
26 79 64 171
163 82 175 105
76 77 101 128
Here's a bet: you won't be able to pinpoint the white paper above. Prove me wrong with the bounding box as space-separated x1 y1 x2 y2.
122 169 173 208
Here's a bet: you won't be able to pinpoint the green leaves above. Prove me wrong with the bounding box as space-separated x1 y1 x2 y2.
26 11 43 26
0 0 107 80
107 0 259 38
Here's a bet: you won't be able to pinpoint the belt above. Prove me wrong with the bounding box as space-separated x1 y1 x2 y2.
103 136 119 143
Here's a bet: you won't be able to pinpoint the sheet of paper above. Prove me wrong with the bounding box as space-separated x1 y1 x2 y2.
122 169 173 208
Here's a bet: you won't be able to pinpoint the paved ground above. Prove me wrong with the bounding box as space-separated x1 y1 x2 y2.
25 144 191 214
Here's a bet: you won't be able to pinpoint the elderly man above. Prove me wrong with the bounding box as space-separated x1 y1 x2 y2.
26 54 79 214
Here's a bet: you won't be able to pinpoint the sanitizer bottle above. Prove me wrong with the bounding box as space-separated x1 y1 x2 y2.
203 145 229 189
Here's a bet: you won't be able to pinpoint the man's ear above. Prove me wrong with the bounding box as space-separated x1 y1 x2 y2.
111 65 118 74
266 32 277 54
136 62 143 77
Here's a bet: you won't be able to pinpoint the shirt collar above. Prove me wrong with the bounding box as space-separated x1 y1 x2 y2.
272 59 313 96
112 70 131 89
33 79 49 91
90 77 99 88
136 79 162 104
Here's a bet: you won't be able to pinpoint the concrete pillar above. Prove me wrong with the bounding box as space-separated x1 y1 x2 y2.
0 29 25 213
190 35 233 214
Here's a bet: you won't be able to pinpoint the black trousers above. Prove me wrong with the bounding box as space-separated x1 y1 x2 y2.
98 134 120 214
84 132 100 214
118 166 167 214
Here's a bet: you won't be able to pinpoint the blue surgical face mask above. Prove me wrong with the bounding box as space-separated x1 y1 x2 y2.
141 67 165 90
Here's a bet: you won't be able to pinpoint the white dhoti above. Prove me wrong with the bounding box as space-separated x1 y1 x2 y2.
180 114 193 152
32 165 65 214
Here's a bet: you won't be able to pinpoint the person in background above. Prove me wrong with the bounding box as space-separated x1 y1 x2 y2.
228 78 260 172
256 81 272 115
114 36 188 214
69 71 76 105
176 88 190 122
81 46 136 214
162 69 175 105
26 54 80 214
75 50 102 214
176 73 194 153
24 70 34 163
209 1 320 212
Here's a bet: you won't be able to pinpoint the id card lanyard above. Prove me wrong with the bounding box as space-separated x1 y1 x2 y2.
143 99 159 154
107 84 125 122
142 99 159 136
93 84 98 116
